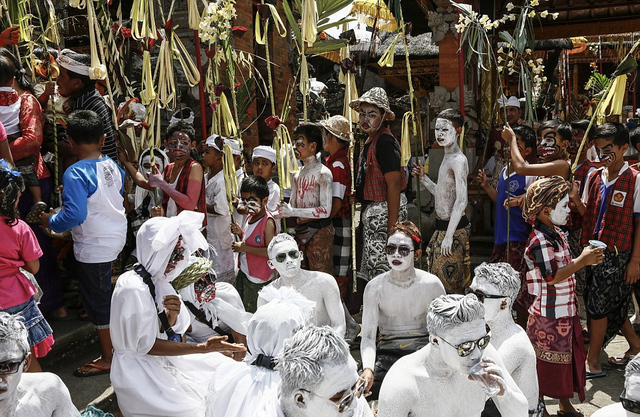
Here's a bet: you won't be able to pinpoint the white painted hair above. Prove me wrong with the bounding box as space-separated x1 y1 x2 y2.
276 325 350 393
473 262 521 305
267 233 297 259
427 294 485 336
0 312 29 356
626 356 640 379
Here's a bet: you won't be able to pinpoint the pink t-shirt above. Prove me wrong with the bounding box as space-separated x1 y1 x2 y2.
0 217 42 309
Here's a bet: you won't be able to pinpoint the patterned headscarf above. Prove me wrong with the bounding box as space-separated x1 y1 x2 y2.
523 176 570 221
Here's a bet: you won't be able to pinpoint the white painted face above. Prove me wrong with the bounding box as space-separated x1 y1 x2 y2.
550 194 570 226
268 239 303 279
386 232 414 272
627 374 640 402
300 357 360 417
469 279 504 322
435 319 488 374
434 118 458 148
0 341 26 404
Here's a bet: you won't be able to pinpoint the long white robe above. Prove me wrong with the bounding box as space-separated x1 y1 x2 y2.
110 271 233 417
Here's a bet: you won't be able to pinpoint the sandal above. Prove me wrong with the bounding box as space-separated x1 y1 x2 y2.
73 359 110 377
25 202 47 224
608 354 634 367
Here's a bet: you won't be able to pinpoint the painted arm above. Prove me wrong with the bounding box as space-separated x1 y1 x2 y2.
280 171 333 219
121 158 153 191
385 171 403 232
377 377 418 417
441 158 468 257
506 124 569 178
360 283 380 392
483 354 528 417
149 163 204 211
412 162 436 194
324 279 346 337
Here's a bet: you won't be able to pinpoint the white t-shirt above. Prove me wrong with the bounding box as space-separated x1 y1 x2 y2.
205 171 235 282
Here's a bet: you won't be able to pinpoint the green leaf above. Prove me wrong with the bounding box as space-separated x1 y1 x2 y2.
317 0 356 21
306 39 348 54
317 18 355 33
498 30 516 48
282 0 302 51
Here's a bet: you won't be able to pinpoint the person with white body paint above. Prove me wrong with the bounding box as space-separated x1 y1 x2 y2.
377 294 528 417
255 325 374 417
359 221 445 399
258 233 346 337
469 262 542 417
205 286 314 417
109 211 246 417
0 312 80 417
592 356 640 416
412 108 470 294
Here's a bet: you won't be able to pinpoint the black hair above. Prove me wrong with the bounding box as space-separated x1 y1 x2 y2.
166 120 196 142
436 108 464 128
571 119 595 140
67 110 104 144
33 46 58 60
0 161 25 226
0 48 32 93
538 118 572 143
242 150 252 164
293 123 323 153
513 124 537 151
594 122 629 147
60 50 93 91
629 127 640 149
240 175 269 199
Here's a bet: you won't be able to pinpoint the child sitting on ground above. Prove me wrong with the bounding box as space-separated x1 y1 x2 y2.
523 175 603 416
40 110 127 377
0 159 53 372
231 175 276 313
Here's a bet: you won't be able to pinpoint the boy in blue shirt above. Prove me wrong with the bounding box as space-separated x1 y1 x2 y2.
40 110 126 377
478 124 536 324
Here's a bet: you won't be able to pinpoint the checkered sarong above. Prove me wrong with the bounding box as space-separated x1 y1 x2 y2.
333 217 351 277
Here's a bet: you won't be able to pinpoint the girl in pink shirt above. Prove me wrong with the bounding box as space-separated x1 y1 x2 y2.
0 159 53 371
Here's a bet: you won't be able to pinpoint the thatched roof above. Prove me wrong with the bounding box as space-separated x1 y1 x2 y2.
352 32 439 57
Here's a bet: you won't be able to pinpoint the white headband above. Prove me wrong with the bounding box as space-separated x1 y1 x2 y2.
252 145 277 164
57 49 90 77
224 138 242 156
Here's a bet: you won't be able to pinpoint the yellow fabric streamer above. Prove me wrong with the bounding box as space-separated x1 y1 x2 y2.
301 0 317 47
218 93 238 138
172 32 201 86
400 112 412 166
255 4 287 45
223 144 238 213
156 33 176 109
140 50 157 105
131 0 157 40
275 125 299 190
339 40 358 123
377 33 400 67
299 54 310 95
87 0 107 80
595 74 627 125
187 0 200 30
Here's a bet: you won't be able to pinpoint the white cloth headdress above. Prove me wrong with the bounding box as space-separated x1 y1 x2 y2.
252 145 277 164
57 49 90 76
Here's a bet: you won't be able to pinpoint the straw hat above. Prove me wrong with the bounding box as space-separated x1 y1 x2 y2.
349 87 395 121
318 115 352 143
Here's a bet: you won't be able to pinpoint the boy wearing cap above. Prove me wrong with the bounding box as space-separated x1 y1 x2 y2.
320 115 353 296
279 123 334 275
251 145 280 220
202 135 235 283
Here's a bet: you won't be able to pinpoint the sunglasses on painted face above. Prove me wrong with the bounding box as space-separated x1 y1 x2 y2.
439 334 491 357
621 389 640 413
384 244 413 257
0 356 25 375
465 288 505 303
274 250 301 263
301 377 366 413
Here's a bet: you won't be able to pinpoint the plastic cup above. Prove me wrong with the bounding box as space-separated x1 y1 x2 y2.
468 362 500 397
588 240 607 250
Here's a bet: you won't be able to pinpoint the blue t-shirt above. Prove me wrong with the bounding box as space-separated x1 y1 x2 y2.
495 168 528 245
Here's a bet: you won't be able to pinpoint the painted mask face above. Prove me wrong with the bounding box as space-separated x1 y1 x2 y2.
537 129 566 162
194 273 217 303
164 237 189 282
469 280 504 322
435 319 488 374
268 239 302 278
385 232 415 272
299 358 360 417
550 194 570 226
0 341 26 404
594 138 625 168
294 135 314 160
166 132 192 159
568 129 585 159
434 118 458 148
358 103 384 135
239 193 263 215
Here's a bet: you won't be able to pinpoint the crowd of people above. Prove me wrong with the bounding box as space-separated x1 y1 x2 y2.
0 39 640 417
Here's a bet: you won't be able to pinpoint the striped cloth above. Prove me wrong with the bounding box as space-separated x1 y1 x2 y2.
332 217 351 277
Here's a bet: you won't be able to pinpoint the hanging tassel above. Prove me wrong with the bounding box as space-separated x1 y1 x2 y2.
156 32 176 109
275 124 298 190
87 0 107 80
219 93 238 138
172 32 201 86
131 0 157 40
140 50 156 105
377 33 401 68
595 74 627 125
300 0 317 47
187 0 200 30
400 112 412 166
223 144 238 213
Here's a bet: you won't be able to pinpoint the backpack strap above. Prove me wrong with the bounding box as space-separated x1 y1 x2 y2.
134 264 181 342
183 300 234 341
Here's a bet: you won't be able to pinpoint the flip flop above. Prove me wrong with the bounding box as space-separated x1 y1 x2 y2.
608 354 634 367
25 201 47 224
585 370 607 379
73 360 110 377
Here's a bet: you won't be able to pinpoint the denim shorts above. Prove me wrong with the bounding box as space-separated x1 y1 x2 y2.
3 297 53 347
76 261 113 328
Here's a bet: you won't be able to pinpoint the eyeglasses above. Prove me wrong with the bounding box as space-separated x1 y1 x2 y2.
465 288 506 303
274 250 300 263
0 356 26 375
384 244 413 257
301 377 366 413
439 334 491 357
621 389 640 413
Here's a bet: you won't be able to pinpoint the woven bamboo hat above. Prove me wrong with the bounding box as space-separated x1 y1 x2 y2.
318 115 353 142
349 87 395 121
